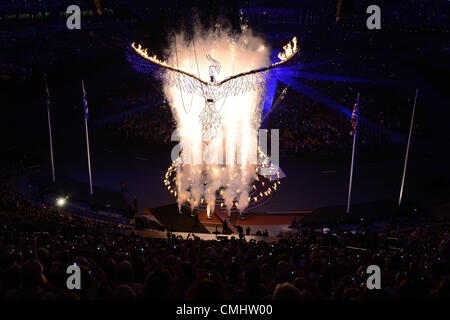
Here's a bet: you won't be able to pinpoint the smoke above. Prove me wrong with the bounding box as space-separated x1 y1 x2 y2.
163 24 271 216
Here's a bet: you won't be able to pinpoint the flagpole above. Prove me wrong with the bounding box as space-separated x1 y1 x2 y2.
398 88 418 206
346 93 359 214
82 80 93 196
45 74 55 183
346 129 357 213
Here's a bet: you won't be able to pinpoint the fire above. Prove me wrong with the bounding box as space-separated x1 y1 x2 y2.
131 36 299 79
277 37 298 61
131 42 169 67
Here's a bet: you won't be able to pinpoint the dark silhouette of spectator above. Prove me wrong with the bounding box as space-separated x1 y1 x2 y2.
272 282 300 300
111 284 136 300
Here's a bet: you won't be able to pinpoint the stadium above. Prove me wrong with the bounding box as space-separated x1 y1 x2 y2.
1 0 449 306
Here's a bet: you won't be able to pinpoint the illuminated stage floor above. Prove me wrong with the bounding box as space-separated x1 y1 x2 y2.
144 198 423 234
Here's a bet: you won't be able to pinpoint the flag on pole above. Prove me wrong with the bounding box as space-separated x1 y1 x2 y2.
350 94 359 136
82 80 88 120
346 93 360 214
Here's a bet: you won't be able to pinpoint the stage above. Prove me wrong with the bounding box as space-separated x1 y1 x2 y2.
17 130 449 233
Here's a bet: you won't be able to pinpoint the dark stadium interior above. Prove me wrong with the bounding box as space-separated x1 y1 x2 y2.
0 0 449 303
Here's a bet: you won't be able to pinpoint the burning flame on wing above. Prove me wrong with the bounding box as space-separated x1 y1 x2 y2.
131 42 169 67
131 37 298 79
277 37 298 61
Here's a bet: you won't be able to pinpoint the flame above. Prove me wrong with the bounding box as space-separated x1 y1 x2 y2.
131 42 169 67
277 37 298 61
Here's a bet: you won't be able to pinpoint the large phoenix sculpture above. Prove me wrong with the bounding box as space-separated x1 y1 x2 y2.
127 36 299 141
126 35 299 217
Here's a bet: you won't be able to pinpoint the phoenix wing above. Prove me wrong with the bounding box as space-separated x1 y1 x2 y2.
126 36 299 99
212 37 300 99
126 43 207 97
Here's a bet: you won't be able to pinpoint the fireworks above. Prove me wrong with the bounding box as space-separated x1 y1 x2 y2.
128 28 298 216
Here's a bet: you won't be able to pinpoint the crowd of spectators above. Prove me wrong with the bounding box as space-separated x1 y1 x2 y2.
1 185 448 300
300 77 422 137
268 100 352 155
104 103 175 148
267 90 389 156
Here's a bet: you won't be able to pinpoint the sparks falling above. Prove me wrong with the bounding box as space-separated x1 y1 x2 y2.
167 28 271 215
128 26 299 216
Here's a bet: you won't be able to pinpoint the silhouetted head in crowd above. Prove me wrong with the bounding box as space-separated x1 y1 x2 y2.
277 261 291 282
78 264 92 297
244 265 261 290
317 274 332 297
117 260 135 285
2 264 21 292
272 282 300 300
195 278 219 300
102 257 117 284
112 284 136 300
431 279 450 300
47 261 66 291
22 260 46 289
396 280 428 300
143 268 172 299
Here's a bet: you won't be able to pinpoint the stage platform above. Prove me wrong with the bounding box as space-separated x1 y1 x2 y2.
145 198 426 235
145 204 209 233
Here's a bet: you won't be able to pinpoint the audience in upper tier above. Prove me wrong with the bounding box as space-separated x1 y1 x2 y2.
267 94 380 155
1 187 448 300
103 88 393 156
104 103 175 147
